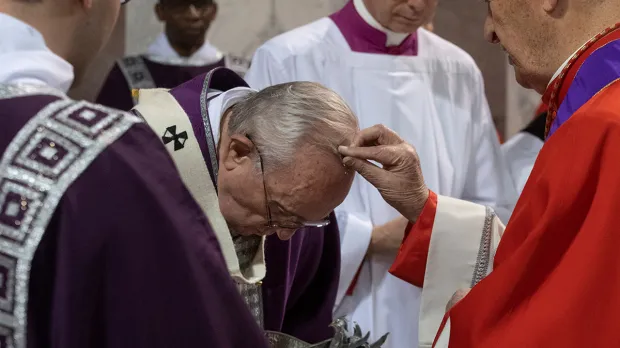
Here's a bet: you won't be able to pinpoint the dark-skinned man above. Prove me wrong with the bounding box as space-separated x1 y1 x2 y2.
96 0 249 111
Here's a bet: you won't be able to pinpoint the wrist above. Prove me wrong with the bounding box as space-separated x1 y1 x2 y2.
368 225 382 255
406 187 429 223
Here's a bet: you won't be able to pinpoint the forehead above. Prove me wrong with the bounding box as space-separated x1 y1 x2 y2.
267 150 353 221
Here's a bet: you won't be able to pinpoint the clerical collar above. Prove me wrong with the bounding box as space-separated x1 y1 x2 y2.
330 0 418 56
0 13 74 92
146 32 224 67
353 0 409 46
206 87 255 143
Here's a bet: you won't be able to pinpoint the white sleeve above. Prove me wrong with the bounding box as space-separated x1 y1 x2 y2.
462 70 518 224
418 195 505 348
333 208 373 309
501 132 544 194
244 46 292 90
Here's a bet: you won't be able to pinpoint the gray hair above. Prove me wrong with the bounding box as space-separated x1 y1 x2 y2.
227 82 359 171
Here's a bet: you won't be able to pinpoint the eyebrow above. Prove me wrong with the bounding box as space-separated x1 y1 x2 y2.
271 200 309 222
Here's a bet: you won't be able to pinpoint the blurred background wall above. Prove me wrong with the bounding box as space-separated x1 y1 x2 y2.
68 0 541 139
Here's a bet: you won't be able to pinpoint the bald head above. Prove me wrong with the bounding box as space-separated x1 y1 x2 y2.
483 0 620 93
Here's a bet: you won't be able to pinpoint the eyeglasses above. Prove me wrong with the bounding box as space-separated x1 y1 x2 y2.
248 135 331 231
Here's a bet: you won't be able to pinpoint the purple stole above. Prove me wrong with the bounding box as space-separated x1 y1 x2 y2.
549 39 620 138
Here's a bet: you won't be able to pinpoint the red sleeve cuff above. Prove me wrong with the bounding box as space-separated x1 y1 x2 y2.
389 190 438 287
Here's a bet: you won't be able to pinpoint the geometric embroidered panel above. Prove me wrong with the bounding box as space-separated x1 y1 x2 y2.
117 56 156 105
0 85 141 348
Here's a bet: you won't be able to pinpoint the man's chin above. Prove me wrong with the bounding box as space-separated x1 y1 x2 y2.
514 68 547 95
233 225 275 237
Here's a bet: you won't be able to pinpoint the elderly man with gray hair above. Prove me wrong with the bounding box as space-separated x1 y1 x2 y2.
132 67 387 347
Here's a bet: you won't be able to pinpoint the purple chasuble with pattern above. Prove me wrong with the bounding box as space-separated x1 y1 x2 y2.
0 86 267 348
329 1 418 56
168 72 342 343
97 55 226 111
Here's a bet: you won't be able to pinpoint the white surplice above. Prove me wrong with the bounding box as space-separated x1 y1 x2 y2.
146 33 224 66
0 13 74 90
144 33 250 75
501 132 543 194
244 8 517 348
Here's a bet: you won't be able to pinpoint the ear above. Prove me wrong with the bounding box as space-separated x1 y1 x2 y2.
221 134 255 171
542 0 559 12
207 2 218 21
155 3 165 21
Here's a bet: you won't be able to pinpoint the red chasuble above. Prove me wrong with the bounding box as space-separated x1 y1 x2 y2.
390 25 620 347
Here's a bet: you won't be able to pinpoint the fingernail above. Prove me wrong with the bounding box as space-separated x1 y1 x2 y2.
338 145 348 153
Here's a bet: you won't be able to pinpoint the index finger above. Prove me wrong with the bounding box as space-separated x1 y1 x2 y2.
339 144 401 166
351 124 405 148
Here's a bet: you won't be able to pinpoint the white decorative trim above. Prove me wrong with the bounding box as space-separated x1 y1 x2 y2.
117 56 156 105
0 84 66 100
471 207 496 287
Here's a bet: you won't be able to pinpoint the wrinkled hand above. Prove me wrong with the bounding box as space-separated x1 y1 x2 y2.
446 288 471 312
369 216 409 256
339 124 429 222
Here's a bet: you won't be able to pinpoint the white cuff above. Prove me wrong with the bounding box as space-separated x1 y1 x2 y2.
419 195 503 347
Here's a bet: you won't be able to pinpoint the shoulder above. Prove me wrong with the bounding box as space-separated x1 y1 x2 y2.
117 54 147 67
0 92 147 244
418 29 483 81
567 81 620 132
7 97 141 164
115 54 152 81
224 54 252 76
253 17 335 61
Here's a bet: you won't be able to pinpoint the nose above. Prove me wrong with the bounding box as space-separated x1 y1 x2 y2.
405 0 426 11
186 4 200 18
483 10 499 44
406 0 423 5
276 229 297 241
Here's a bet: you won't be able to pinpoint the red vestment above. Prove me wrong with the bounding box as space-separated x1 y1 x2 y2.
390 26 620 347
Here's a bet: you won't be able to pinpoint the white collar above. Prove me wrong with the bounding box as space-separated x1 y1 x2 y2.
353 0 409 46
146 32 223 66
548 41 588 87
206 87 255 142
0 13 74 92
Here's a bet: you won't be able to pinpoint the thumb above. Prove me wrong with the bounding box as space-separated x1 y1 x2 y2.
343 157 387 186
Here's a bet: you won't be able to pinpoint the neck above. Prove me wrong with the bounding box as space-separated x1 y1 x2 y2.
4 6 73 58
166 31 205 58
551 6 620 81
356 0 411 46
